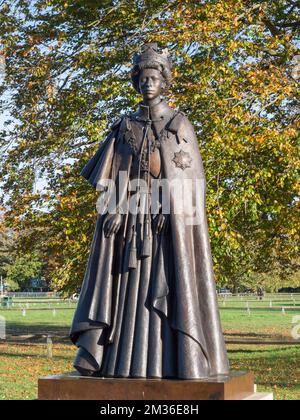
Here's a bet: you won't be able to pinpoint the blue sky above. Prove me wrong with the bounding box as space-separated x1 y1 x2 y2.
0 112 8 130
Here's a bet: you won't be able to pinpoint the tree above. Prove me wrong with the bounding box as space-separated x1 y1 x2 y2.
0 1 299 293
242 268 300 293
0 216 14 286
4 253 43 291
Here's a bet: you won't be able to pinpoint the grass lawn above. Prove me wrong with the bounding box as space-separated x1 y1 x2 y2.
0 304 299 400
2 306 298 339
229 345 300 400
0 308 74 335
0 341 299 400
220 308 300 339
0 341 73 400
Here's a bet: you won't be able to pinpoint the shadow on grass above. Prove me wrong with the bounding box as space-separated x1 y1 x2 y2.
2 336 72 346
0 351 72 361
225 332 277 339
6 323 70 337
228 348 277 354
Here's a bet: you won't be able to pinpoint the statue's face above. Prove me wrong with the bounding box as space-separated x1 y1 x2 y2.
139 68 164 100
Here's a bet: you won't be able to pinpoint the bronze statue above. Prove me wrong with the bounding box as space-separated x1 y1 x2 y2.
70 43 230 379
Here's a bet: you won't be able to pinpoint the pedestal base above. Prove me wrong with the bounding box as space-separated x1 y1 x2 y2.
38 371 255 400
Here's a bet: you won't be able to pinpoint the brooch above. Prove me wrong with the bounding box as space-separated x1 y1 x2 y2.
172 150 192 170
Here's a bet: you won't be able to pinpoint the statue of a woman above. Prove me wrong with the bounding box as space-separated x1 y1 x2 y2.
70 43 229 379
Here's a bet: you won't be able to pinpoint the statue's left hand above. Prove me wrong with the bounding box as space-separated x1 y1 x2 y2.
104 213 123 238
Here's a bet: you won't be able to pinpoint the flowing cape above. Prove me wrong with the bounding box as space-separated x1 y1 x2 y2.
70 112 229 377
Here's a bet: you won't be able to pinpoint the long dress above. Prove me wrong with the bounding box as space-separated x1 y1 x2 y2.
70 99 230 379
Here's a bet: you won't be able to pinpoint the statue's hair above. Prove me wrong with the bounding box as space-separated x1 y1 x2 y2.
131 60 172 93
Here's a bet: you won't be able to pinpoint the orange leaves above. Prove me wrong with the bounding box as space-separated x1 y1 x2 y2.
0 341 73 399
0 0 299 292
244 64 293 100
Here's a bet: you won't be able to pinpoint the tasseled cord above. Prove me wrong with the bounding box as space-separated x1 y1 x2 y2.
128 119 152 269
140 122 152 258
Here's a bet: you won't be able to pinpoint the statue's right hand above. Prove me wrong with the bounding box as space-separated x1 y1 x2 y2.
104 213 123 238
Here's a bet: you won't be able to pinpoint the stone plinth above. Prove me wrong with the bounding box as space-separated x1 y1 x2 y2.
38 371 255 401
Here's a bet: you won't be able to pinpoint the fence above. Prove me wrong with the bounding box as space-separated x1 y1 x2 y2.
6 292 61 299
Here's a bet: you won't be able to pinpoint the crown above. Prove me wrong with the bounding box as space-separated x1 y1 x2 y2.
133 43 172 71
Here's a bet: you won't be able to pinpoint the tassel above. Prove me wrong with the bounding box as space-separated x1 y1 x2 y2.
128 229 137 269
141 217 151 258
141 234 151 258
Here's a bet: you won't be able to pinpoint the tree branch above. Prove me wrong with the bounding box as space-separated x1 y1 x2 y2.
262 18 281 36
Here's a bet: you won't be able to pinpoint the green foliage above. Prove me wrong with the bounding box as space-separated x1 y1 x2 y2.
5 253 43 291
243 270 300 292
0 0 299 292
0 219 16 291
0 222 13 279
